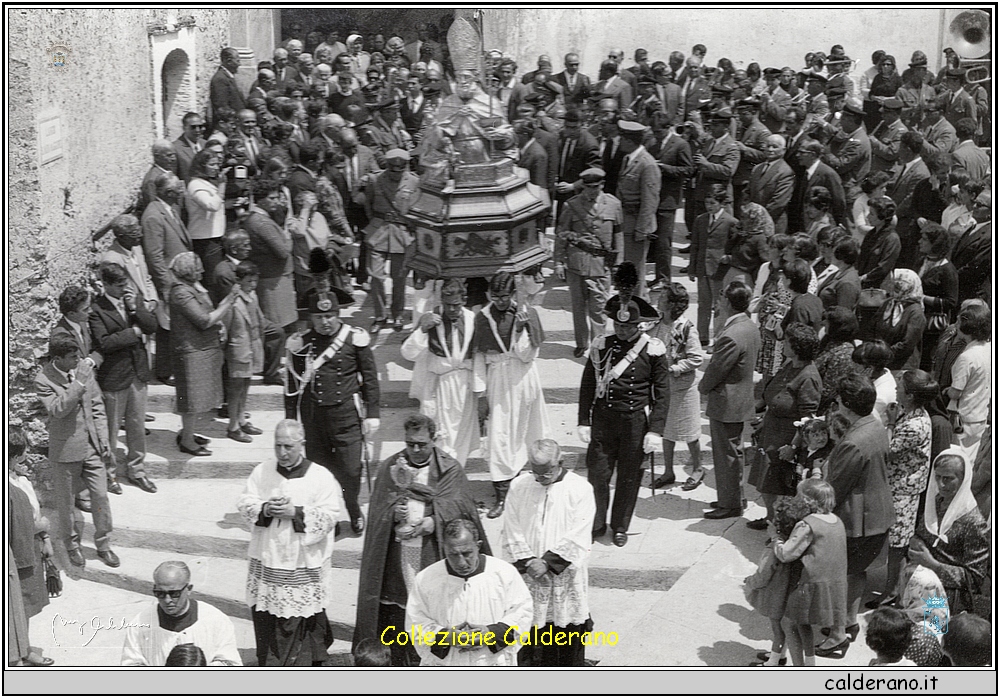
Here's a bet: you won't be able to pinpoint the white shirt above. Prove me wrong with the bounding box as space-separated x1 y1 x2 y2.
805 158 821 180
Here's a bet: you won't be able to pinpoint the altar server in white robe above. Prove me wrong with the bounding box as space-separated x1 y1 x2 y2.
121 560 241 666
237 419 340 666
400 279 479 465
405 518 533 666
501 439 596 666
472 271 551 519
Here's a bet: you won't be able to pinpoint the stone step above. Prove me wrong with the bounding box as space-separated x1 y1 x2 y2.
106 403 593 479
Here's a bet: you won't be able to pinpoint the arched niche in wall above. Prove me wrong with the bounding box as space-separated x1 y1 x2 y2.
150 25 198 140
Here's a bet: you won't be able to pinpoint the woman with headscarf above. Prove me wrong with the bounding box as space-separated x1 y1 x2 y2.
873 268 927 371
871 370 936 608
169 252 237 456
908 447 990 615
898 565 947 666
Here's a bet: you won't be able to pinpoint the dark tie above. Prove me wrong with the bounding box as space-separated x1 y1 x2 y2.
560 138 575 176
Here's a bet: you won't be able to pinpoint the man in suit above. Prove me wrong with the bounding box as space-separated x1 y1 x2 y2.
553 110 600 220
650 121 693 288
593 60 633 113
101 214 162 336
138 140 178 216
890 131 931 270
521 55 553 85
690 108 740 227
699 281 761 519
950 191 991 304
286 141 323 213
689 185 739 340
759 67 791 133
792 139 847 227
615 120 661 298
515 117 549 189
591 99 626 196
272 47 302 93
749 134 796 235
235 109 266 169
554 53 591 109
172 112 207 183
918 98 958 161
821 99 871 208
869 98 908 174
247 68 275 104
678 58 712 124
607 49 637 94
36 335 118 568
942 68 977 130
141 172 191 384
732 97 772 213
210 48 245 122
820 373 894 654
515 99 559 192
89 262 158 495
324 127 380 285
628 74 663 127
651 70 683 126
950 118 990 184
399 75 428 138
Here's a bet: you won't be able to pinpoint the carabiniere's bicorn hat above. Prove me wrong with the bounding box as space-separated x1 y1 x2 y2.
306 286 354 313
605 262 659 323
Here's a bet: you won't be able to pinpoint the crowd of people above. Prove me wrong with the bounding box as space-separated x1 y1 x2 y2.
12 17 993 669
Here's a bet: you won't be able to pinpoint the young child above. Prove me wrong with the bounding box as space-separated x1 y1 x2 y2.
865 607 917 666
223 261 267 442
744 497 813 666
775 479 848 665
779 416 833 482
353 637 392 667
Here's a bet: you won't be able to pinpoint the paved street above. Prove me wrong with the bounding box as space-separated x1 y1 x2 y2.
33 225 879 666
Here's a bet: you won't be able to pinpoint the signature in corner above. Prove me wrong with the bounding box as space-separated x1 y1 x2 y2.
50 613 151 647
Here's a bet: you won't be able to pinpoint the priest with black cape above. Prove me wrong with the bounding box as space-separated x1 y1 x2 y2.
353 413 489 666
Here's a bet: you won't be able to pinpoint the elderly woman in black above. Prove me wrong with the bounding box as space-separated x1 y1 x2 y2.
857 196 900 290
908 447 990 615
917 223 959 372
817 236 861 311
873 268 927 372
169 251 237 456
748 323 823 530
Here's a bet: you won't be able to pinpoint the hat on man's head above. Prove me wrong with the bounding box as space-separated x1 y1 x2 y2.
945 67 967 80
826 54 852 66
580 167 606 184
908 51 928 68
385 148 409 164
617 119 647 136
842 98 865 117
563 110 582 124
711 82 734 95
709 106 734 121
605 294 659 324
637 73 655 85
421 82 443 97
308 247 331 276
881 98 904 111
736 96 761 109
763 67 782 77
305 286 354 313
803 71 828 84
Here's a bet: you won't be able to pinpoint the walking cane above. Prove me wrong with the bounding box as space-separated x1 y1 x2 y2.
362 434 373 495
648 450 656 497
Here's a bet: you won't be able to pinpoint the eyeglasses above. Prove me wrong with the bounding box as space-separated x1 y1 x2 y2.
405 441 431 449
153 586 189 599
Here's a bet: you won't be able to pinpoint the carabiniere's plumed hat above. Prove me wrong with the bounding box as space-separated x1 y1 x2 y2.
306 286 355 313
605 262 659 323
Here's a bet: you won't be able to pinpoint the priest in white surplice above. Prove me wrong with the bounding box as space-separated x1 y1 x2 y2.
121 561 241 666
405 519 533 666
400 279 479 466
501 439 596 666
237 419 340 666
472 271 551 519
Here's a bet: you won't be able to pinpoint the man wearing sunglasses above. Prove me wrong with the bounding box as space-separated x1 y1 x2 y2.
173 112 207 183
122 561 240 665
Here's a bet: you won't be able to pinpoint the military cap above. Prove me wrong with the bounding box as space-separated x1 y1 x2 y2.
736 96 761 109
711 82 734 95
580 167 606 184
803 71 828 84
637 73 656 85
842 98 866 117
306 286 354 313
709 106 734 121
617 119 647 134
385 148 409 163
881 98 904 110
762 67 782 77
825 55 852 66
605 295 659 324
945 67 967 80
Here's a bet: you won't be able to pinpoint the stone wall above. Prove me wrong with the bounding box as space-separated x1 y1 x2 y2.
483 8 948 80
6 8 273 470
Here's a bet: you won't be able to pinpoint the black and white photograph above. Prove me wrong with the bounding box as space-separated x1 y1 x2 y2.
5 3 994 692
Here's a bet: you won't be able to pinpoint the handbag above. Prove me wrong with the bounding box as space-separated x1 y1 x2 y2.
44 557 62 598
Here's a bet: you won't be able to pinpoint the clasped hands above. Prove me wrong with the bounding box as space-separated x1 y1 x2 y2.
264 495 296 519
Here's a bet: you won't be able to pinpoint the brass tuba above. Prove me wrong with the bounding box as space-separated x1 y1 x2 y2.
949 9 991 83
